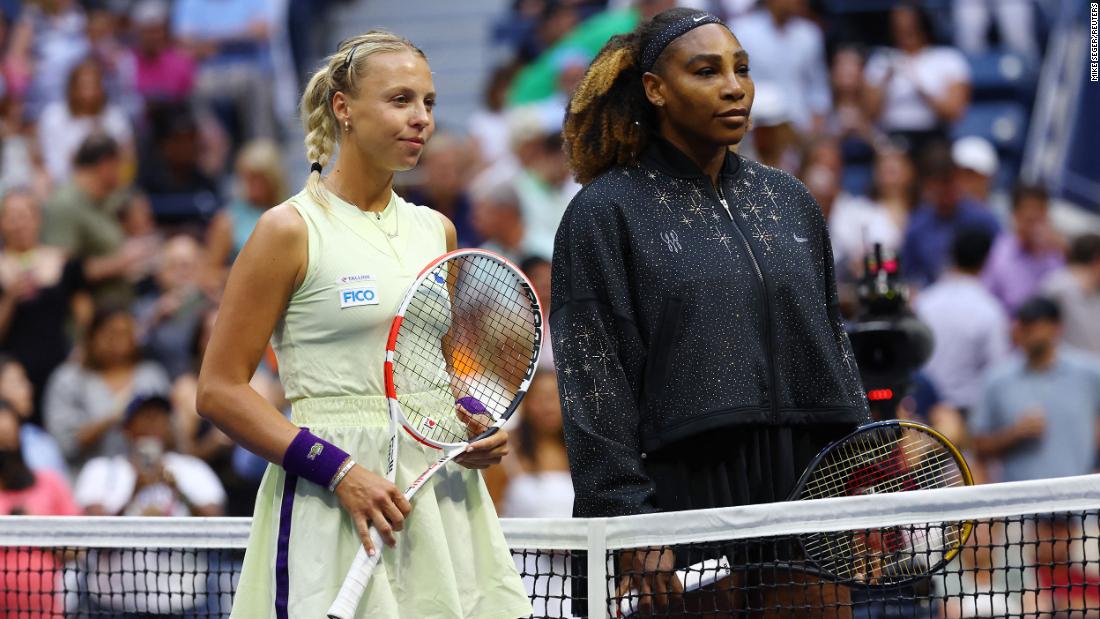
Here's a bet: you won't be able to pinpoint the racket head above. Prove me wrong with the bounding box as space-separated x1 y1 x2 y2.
790 420 974 587
384 249 543 449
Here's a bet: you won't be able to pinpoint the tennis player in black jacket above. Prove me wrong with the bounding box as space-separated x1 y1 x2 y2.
551 8 869 616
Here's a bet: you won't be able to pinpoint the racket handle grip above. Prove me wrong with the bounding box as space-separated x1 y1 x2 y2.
327 529 385 619
615 556 732 618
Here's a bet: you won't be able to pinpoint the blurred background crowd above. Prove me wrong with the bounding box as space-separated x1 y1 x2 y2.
0 0 1098 537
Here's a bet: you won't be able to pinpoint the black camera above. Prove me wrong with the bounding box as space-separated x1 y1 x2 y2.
846 244 933 420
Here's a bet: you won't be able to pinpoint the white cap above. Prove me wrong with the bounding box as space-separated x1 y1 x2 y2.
951 136 999 177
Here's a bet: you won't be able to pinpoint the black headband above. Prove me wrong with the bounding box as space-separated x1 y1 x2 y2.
639 12 726 73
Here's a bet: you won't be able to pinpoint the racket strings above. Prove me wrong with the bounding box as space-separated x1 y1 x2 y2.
796 426 969 584
393 254 539 446
800 431 962 498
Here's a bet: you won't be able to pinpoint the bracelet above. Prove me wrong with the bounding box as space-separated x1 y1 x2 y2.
282 428 351 490
328 457 356 492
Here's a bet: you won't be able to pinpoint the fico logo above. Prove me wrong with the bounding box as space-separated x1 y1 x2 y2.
339 285 379 308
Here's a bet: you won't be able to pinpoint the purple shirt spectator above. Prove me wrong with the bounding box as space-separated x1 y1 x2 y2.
135 50 195 102
982 185 1066 313
132 0 196 102
983 234 1064 313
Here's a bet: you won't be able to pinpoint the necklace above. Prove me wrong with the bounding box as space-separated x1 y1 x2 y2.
367 207 399 239
325 180 399 239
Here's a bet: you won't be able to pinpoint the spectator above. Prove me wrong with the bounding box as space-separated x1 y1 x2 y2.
74 393 225 516
496 369 572 518
915 228 1010 415
970 297 1100 483
0 188 140 409
0 401 76 616
801 136 900 280
951 135 1004 217
136 102 221 223
116 191 161 295
471 180 526 264
0 388 75 516
863 2 971 157
954 0 1038 57
44 306 170 470
0 354 66 479
205 138 285 273
85 5 140 118
40 134 156 305
131 0 196 104
520 255 554 368
36 58 134 186
739 83 800 173
3 0 89 116
510 121 577 260
869 146 919 234
0 78 48 196
506 0 676 106
173 0 278 144
900 147 999 288
1041 234 1100 355
982 185 1065 314
828 46 875 145
133 235 209 379
468 63 522 168
730 0 831 133
400 132 479 248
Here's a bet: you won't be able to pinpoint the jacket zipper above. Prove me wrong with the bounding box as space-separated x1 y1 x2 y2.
710 181 779 422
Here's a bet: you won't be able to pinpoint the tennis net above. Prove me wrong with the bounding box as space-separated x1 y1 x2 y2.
2 474 1099 618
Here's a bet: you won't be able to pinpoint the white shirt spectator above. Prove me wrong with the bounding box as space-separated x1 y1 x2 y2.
864 46 971 132
915 273 1010 410
730 10 831 131
514 170 578 261
37 101 133 183
73 452 225 516
828 193 902 273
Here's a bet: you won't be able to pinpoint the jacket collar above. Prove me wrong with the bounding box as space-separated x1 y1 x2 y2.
640 136 742 181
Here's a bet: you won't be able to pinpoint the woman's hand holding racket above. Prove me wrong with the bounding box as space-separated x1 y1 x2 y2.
332 466 412 556
453 398 509 469
616 547 684 615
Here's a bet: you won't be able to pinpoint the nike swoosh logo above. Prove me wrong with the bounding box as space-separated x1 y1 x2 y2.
693 15 706 22
793 234 809 243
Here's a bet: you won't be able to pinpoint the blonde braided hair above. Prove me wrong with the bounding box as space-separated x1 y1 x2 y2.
299 30 426 207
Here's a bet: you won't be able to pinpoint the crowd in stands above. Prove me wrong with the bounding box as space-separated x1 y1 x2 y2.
1 0 1098 554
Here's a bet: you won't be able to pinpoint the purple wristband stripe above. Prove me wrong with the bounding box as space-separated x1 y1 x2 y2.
282 428 351 489
274 472 297 619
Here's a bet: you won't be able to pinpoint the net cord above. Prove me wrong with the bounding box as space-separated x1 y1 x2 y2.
3 475 1099 551
3 475 1100 619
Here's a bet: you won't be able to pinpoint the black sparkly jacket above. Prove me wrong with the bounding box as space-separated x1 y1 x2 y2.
550 139 869 518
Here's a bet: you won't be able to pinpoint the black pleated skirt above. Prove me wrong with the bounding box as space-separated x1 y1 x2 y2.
644 423 856 512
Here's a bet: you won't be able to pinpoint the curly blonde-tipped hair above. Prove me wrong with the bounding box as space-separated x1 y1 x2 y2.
299 30 426 207
564 8 706 185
